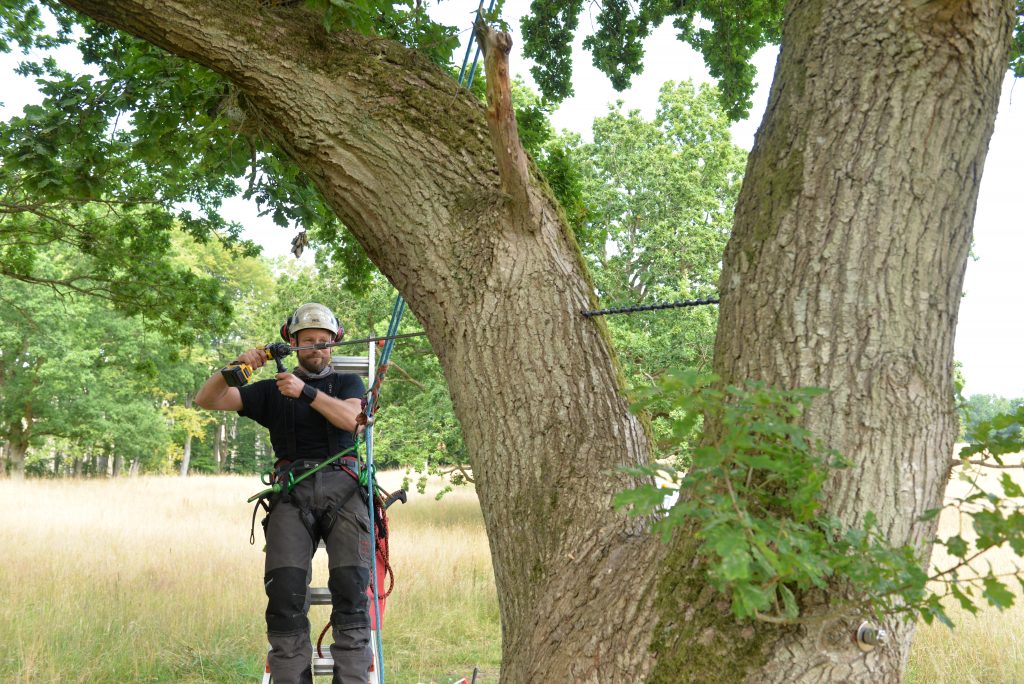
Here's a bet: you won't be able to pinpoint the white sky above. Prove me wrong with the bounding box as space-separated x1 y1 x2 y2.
1 3 1021 398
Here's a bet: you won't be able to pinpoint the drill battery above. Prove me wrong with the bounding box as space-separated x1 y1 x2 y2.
220 362 254 387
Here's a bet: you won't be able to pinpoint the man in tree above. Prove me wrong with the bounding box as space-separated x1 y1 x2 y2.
195 303 369 684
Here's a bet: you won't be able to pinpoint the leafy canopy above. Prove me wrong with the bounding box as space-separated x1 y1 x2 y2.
523 0 1024 120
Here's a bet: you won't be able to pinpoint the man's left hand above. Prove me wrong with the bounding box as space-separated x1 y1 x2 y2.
276 373 306 399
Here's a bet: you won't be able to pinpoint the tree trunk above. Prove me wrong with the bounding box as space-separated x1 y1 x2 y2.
649 0 1015 681
52 0 1016 680
6 405 32 480
180 432 193 477
112 452 123 477
214 421 224 474
53 450 63 477
180 392 194 477
7 438 27 480
73 457 83 478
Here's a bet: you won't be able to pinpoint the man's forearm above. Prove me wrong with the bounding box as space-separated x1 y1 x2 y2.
195 371 242 411
309 393 362 433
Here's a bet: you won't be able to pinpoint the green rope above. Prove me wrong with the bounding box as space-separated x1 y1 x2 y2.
247 443 359 503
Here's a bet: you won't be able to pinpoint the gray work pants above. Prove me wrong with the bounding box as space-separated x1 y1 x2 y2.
263 467 372 684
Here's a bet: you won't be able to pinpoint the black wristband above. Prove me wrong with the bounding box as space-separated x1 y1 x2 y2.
300 384 318 404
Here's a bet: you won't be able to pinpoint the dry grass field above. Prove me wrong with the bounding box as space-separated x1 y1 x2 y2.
904 454 1024 684
0 472 498 684
0 460 1020 683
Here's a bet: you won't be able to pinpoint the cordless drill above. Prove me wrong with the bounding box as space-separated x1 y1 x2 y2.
220 342 293 387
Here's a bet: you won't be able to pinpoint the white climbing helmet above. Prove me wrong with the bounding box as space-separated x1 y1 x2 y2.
281 303 344 342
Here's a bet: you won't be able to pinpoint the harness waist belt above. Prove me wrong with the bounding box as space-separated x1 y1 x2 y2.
274 457 360 480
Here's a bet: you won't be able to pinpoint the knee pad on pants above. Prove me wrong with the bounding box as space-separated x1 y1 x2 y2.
265 566 310 635
328 565 370 629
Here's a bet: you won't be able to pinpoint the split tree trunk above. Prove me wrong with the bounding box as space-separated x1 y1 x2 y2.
54 0 1015 680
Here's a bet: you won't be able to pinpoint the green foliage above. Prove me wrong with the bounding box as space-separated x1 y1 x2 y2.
520 0 584 101
572 81 744 434
0 229 281 477
510 78 587 228
524 1 1024 120
618 371 1024 626
1012 0 1024 78
522 0 784 119
959 394 1024 444
306 0 459 67
1 5 380 300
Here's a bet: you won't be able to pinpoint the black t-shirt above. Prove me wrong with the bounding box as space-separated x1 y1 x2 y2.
238 372 365 461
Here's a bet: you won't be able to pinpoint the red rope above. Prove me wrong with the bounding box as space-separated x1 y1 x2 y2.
316 622 331 658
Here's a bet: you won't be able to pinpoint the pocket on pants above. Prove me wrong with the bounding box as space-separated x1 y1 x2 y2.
327 498 372 567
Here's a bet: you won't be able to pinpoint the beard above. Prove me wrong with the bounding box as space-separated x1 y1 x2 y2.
298 354 329 374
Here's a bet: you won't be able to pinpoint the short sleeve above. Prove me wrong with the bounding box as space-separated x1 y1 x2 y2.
337 373 365 401
237 378 274 425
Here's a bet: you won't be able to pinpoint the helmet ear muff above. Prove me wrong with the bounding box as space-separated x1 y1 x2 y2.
281 309 297 342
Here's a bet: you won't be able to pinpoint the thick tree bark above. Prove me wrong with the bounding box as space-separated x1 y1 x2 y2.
53 0 1015 680
57 1 662 679
649 0 1015 681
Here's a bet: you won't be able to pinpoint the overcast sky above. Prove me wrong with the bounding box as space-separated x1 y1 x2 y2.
2 3 1021 398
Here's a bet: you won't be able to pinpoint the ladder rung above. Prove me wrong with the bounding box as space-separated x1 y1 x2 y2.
331 355 371 377
309 587 332 605
312 656 334 676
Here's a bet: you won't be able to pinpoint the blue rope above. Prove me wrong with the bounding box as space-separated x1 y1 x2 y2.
457 0 495 87
365 4 489 678
364 295 403 682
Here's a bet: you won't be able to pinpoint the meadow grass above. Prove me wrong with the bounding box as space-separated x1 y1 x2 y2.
904 457 1024 684
0 473 499 684
1 464 1021 683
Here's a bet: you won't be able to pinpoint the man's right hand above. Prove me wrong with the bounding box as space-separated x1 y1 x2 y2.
195 348 265 412
235 347 269 370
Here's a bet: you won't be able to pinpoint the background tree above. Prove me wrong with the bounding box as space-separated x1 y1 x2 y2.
960 393 1024 441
